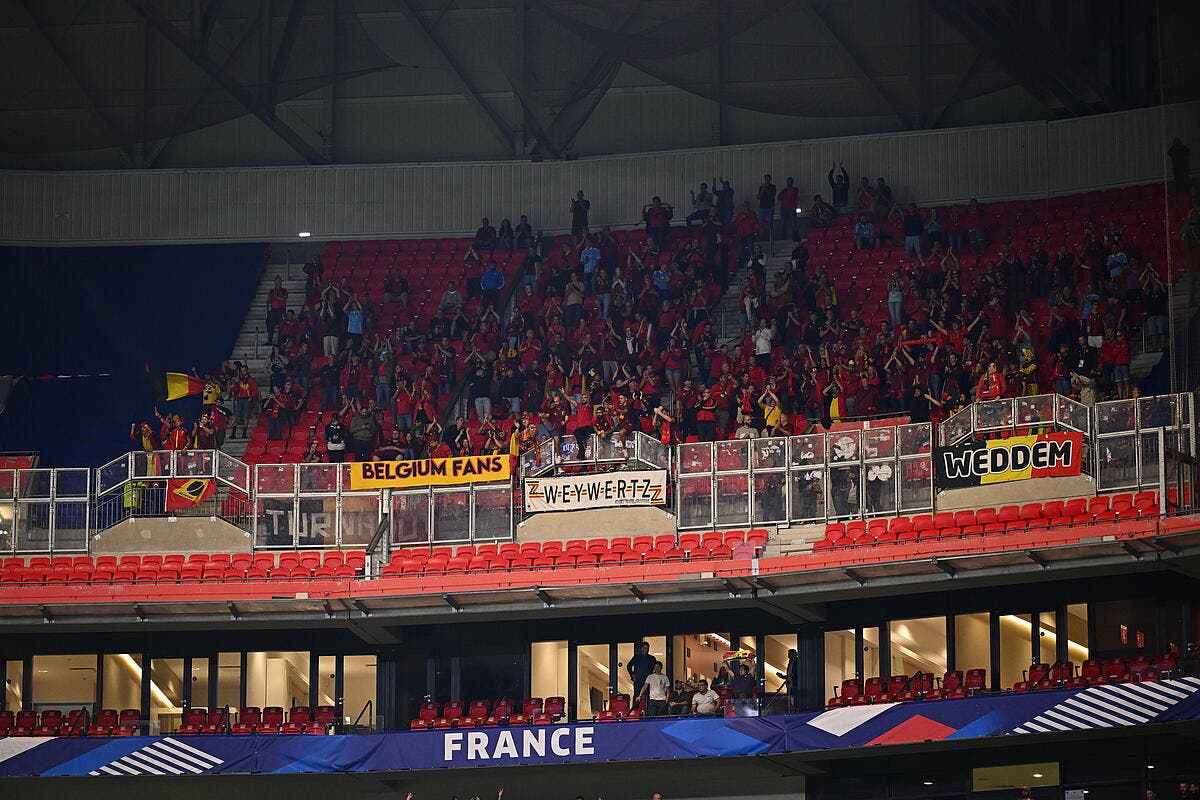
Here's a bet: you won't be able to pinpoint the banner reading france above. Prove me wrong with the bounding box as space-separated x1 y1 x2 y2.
935 431 1083 490
349 454 512 490
525 469 668 512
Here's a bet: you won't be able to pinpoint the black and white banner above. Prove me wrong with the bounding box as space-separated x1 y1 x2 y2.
524 470 668 513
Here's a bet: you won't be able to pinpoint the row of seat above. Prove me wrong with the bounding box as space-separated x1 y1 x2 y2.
0 551 367 585
0 705 338 737
826 655 1180 708
816 493 1158 549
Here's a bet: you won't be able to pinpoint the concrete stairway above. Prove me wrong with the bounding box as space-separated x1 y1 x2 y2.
711 250 795 347
221 244 320 457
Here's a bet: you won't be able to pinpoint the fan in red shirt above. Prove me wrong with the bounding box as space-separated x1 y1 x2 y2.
974 362 1007 401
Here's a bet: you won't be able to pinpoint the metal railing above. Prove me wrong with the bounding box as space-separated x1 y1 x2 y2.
0 393 1193 555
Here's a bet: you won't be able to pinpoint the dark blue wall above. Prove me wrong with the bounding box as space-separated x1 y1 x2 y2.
0 244 264 466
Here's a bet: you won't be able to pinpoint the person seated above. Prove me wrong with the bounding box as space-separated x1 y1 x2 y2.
691 679 721 717
473 217 497 250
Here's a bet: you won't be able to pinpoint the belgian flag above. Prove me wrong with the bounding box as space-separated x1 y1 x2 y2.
150 371 205 402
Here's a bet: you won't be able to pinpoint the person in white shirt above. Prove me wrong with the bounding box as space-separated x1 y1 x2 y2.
753 320 775 370
637 661 672 717
691 679 721 716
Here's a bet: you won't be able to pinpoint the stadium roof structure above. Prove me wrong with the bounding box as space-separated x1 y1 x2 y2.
0 0 1193 169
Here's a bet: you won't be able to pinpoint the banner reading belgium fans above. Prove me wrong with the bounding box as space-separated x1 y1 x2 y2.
935 431 1084 490
348 454 512 490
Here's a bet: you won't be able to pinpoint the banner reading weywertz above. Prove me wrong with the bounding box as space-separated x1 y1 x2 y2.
349 455 512 490
524 470 668 512
935 431 1083 490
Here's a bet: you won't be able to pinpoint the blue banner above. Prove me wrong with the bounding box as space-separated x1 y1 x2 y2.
1 677 1198 777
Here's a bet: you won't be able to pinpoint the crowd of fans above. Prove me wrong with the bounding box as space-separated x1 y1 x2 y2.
129 153 1195 464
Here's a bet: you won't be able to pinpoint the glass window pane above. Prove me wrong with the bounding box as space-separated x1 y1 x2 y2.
298 495 336 545
149 658 185 733
1066 603 1089 662
32 655 97 712
472 488 510 541
678 475 713 528
715 440 749 471
889 617 947 676
763 634 796 700
0 501 13 552
256 497 295 547
752 472 786 523
824 629 857 691
245 652 310 710
216 653 241 710
432 491 470 542
1039 612 1057 664
1000 614 1033 688
52 501 88 551
343 655 376 730
899 458 933 511
714 474 749 526
751 438 787 470
678 443 713 474
317 656 336 712
190 658 210 710
576 644 609 720
298 464 338 493
531 641 569 704
954 613 991 675
829 431 861 462
864 462 897 516
862 627 880 678
828 466 861 517
339 495 378 547
102 654 141 713
615 642 634 698
863 428 896 459
392 491 429 544
5 660 24 711
790 469 825 521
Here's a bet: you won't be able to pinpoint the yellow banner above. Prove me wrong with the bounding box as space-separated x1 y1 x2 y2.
348 454 512 490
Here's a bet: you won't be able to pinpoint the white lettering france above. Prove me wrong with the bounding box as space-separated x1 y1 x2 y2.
443 726 596 762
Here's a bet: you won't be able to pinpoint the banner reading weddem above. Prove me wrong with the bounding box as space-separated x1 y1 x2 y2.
524 469 668 513
934 431 1083 490
349 454 512 490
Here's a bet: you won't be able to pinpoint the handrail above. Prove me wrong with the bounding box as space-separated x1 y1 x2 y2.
364 511 392 578
350 699 373 731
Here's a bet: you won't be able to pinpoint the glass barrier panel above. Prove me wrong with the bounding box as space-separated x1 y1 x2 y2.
392 491 430 545
899 458 933 511
1055 394 1091 433
1095 434 1138 491
216 452 250 491
751 438 787 471
1096 400 1136 434
714 474 750 526
677 475 713 529
594 432 633 462
339 495 379 547
298 464 338 493
678 442 713 474
132 451 171 479
715 440 750 472
1137 394 1178 429
863 427 896 459
827 431 861 463
863 461 898 516
52 500 89 551
15 501 50 551
637 434 670 469
255 497 296 547
1016 394 1056 428
432 490 471 542
297 493 337 546
256 464 297 495
788 434 824 467
0 501 12 552
18 470 51 499
472 487 512 541
941 406 972 446
1138 431 1162 489
898 423 931 456
789 468 826 522
0 470 14 500
751 472 787 524
97 456 130 496
974 398 1014 430
176 451 214 477
827 465 861 517
53 469 89 498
